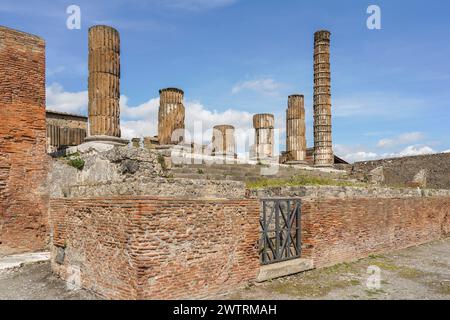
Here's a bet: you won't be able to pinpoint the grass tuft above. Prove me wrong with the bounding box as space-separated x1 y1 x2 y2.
246 175 365 189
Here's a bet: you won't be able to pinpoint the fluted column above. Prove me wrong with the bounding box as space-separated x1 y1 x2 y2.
86 25 127 145
313 30 334 167
212 125 236 157
158 88 185 145
253 114 274 160
286 94 307 163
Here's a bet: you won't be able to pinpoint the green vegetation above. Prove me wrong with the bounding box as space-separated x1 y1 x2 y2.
197 169 204 175
67 158 85 171
246 175 365 189
157 154 167 171
61 152 85 171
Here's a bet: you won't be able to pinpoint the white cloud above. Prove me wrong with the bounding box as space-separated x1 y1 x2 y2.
334 143 437 163
45 84 254 144
46 83 88 115
443 150 450 153
334 144 379 163
377 132 424 148
231 78 283 96
384 145 435 158
120 95 254 149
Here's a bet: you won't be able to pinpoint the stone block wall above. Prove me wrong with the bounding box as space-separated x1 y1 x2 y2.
350 153 450 189
0 26 48 255
49 197 260 300
301 197 450 268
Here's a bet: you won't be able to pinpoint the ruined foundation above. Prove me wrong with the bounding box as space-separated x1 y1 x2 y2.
313 30 333 167
286 95 307 164
212 125 236 157
86 25 127 145
253 114 275 160
158 88 185 145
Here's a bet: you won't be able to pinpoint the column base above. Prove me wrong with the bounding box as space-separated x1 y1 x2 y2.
84 135 129 146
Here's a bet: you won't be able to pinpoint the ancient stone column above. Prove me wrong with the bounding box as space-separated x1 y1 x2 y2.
286 94 307 164
212 125 236 157
253 114 274 159
313 30 334 167
158 88 185 145
86 25 127 145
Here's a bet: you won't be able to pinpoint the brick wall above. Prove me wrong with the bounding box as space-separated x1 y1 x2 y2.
0 26 48 255
49 197 260 300
301 197 450 268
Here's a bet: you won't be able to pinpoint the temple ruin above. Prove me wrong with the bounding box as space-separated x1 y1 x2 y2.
253 114 275 160
85 25 127 145
313 30 334 167
158 88 186 146
212 125 236 158
2 23 450 301
46 111 87 153
286 95 307 164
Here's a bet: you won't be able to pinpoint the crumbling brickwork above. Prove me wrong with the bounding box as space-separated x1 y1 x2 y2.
49 197 260 300
0 26 48 255
301 197 450 267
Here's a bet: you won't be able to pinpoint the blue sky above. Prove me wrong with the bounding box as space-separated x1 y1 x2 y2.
1 0 450 162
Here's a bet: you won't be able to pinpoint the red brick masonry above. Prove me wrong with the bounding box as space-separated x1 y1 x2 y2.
301 197 450 267
0 26 48 255
49 197 260 300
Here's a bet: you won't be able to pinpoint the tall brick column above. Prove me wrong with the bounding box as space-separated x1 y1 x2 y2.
158 88 185 145
313 30 334 167
253 114 274 160
212 125 236 157
85 25 127 145
0 26 48 255
286 94 307 164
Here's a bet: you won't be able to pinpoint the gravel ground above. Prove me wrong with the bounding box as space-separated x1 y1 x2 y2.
223 238 450 300
1 238 450 300
0 262 98 300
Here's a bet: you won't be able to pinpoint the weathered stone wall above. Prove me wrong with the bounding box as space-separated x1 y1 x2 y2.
247 185 450 200
301 197 450 268
49 197 260 300
49 144 246 199
350 153 450 190
0 26 48 255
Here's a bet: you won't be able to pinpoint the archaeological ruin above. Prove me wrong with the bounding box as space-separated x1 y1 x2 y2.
1 24 450 300
286 95 307 164
46 110 87 153
313 30 334 167
85 25 127 145
158 88 186 146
